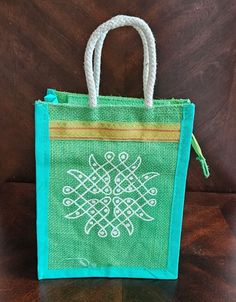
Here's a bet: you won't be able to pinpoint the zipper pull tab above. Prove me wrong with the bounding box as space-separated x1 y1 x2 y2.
44 88 58 104
191 134 210 178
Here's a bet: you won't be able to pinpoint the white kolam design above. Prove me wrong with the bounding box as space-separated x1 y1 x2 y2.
62 152 159 238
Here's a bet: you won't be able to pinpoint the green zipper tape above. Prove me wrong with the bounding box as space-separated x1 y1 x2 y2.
191 134 210 178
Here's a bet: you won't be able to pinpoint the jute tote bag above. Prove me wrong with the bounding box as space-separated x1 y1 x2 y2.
35 15 209 280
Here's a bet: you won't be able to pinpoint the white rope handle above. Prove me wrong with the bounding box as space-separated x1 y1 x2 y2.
93 27 149 98
84 15 157 108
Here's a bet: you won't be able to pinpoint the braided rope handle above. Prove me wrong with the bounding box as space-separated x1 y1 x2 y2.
84 15 157 108
93 27 149 98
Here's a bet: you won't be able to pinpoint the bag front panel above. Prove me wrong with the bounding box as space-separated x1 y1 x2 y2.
42 100 192 275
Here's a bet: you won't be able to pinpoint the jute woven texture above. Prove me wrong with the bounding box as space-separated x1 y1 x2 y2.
47 95 183 270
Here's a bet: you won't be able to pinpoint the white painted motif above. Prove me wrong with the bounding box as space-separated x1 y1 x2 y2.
65 257 96 267
63 152 159 238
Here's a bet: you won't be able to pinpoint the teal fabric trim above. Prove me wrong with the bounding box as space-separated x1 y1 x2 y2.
35 102 50 280
167 103 195 277
38 267 176 280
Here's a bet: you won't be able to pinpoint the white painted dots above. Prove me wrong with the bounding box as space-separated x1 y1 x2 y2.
63 198 73 206
150 188 157 195
149 199 156 206
103 197 110 204
104 176 109 182
105 152 114 161
98 229 107 237
114 197 120 204
111 228 120 237
127 186 133 192
119 152 128 161
104 187 110 193
63 186 72 194
116 177 121 183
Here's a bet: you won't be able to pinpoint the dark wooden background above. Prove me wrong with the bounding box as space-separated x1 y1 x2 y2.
0 1 236 301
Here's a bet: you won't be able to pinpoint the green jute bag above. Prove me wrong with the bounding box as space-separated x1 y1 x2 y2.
35 15 209 280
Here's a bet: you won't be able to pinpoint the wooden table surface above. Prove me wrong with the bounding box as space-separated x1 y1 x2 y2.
0 183 235 302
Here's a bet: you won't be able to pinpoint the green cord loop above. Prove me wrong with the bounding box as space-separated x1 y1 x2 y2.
191 134 210 178
196 156 210 178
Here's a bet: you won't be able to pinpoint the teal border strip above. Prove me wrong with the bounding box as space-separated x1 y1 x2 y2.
35 99 195 280
39 267 176 280
35 102 50 280
167 104 195 277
